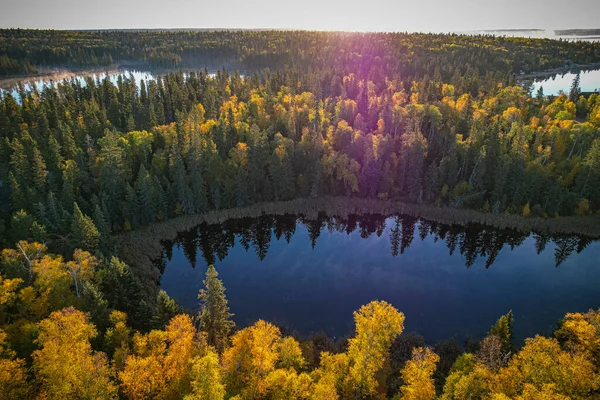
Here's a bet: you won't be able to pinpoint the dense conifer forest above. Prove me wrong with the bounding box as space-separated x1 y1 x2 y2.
1 29 600 399
2 29 600 76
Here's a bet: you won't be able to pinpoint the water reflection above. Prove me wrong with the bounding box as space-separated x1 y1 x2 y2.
157 213 595 271
0 69 223 102
529 68 600 96
158 213 600 343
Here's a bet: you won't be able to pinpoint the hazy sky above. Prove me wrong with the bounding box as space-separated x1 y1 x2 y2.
1 0 599 32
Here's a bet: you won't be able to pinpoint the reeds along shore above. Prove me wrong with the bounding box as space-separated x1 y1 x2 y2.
116 197 600 285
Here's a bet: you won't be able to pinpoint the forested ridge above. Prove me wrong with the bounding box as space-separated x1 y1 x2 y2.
1 30 600 399
2 29 600 76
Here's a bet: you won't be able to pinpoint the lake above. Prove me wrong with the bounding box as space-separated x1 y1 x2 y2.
457 29 600 42
0 69 221 102
530 69 600 96
0 70 155 100
158 213 600 345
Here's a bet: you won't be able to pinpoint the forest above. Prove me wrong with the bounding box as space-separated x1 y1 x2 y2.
2 63 600 255
2 29 600 76
1 30 600 398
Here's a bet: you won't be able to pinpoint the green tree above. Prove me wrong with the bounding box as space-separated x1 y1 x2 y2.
153 289 184 329
198 265 235 353
569 72 581 102
488 311 514 353
71 203 100 251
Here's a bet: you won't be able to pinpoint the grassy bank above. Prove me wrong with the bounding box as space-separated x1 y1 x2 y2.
116 197 600 287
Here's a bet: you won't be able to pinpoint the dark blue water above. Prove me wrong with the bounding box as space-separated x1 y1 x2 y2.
158 214 600 344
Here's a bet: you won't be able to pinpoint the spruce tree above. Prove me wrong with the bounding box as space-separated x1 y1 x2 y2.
198 265 234 353
153 290 184 329
71 203 100 251
569 72 581 102
488 310 514 353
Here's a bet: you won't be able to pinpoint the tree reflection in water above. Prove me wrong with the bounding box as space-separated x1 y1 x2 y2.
156 213 596 272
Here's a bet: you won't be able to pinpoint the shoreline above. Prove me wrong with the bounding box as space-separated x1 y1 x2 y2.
0 64 133 89
115 197 600 288
0 63 201 90
3 60 600 92
518 62 600 81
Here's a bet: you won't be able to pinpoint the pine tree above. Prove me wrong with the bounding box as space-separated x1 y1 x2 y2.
135 165 155 225
198 265 234 353
153 290 184 329
71 203 100 251
188 169 208 214
92 203 110 238
488 310 514 353
536 85 545 101
569 72 581 102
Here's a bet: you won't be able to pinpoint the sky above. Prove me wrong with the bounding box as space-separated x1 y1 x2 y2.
1 0 599 32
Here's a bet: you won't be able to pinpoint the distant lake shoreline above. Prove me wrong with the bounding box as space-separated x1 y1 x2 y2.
3 63 600 99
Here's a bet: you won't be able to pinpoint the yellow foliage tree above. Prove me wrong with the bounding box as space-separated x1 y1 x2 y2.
554 310 600 364
120 329 168 399
441 357 495 400
347 300 405 397
163 314 198 398
222 319 281 398
277 336 305 370
264 368 313 400
119 353 167 400
495 335 598 398
399 347 440 400
120 314 197 400
33 307 117 399
104 310 131 371
184 351 225 400
64 249 98 298
1 241 46 284
310 352 350 400
576 199 590 215
0 328 29 399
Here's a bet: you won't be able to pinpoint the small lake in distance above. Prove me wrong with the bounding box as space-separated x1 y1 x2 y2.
0 69 221 102
158 213 600 345
530 69 600 96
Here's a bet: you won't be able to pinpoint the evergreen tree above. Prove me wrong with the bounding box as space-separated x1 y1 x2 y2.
153 290 184 329
100 257 154 331
569 72 581 102
198 265 234 353
536 85 545 101
488 310 514 353
71 203 100 251
92 204 110 239
134 165 155 225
